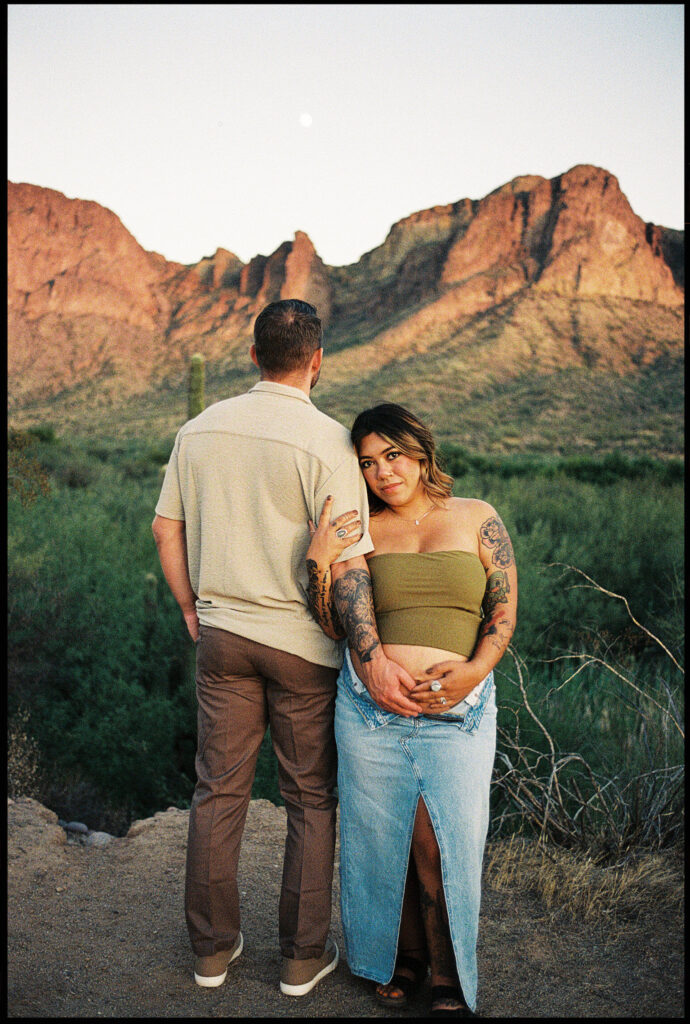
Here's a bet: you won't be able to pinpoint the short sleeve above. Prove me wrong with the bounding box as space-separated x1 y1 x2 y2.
155 432 185 521
315 452 374 562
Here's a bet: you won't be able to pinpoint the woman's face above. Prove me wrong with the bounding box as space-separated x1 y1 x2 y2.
357 432 424 508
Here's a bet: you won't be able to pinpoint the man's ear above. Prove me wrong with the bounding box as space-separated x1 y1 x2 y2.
311 347 323 373
250 344 260 368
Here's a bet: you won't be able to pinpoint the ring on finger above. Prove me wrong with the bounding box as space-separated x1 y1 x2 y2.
439 696 447 705
430 680 442 692
336 528 348 538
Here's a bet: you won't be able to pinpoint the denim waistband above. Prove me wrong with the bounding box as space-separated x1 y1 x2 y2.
340 647 494 732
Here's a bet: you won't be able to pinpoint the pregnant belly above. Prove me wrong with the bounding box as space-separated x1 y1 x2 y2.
350 643 467 683
382 642 468 678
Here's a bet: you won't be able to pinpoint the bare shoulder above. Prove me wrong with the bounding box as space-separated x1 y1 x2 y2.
365 510 387 552
445 496 499 526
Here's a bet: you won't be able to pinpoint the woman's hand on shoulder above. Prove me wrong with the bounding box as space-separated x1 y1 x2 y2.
307 495 363 567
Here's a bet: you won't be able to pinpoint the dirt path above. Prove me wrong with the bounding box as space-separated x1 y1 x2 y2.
7 797 684 1018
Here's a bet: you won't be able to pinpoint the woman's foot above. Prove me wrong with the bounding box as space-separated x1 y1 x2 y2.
374 954 428 1008
430 984 475 1017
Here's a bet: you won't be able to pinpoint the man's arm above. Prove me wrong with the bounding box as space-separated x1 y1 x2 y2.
151 514 199 642
330 556 421 717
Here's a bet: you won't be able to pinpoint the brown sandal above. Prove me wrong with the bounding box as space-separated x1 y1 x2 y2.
375 954 428 1008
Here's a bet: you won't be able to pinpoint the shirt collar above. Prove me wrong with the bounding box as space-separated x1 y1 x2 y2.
249 380 312 405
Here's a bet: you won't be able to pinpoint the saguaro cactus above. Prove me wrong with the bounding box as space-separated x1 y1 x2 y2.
142 572 160 692
188 352 205 420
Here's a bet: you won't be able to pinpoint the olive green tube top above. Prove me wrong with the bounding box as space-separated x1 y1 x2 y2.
367 550 486 658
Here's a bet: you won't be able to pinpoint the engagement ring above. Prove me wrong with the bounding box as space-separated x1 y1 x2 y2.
440 697 448 705
336 528 348 538
430 681 442 692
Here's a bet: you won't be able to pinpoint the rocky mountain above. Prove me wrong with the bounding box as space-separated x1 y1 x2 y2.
7 168 684 451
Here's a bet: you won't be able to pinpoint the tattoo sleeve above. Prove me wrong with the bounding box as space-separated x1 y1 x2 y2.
306 559 344 639
476 515 516 654
479 516 515 569
480 567 515 653
332 568 381 663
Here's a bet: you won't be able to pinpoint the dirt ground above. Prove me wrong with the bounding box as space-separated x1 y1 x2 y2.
7 796 684 1018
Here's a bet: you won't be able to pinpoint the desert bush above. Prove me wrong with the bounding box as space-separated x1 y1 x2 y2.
8 430 51 506
38 768 132 836
26 423 57 444
458 471 684 663
55 459 98 489
490 571 684 862
439 444 684 487
8 707 42 800
7 468 197 830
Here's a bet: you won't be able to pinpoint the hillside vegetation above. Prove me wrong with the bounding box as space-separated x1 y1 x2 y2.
8 425 684 858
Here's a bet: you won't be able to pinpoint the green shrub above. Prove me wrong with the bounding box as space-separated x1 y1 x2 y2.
7 468 197 829
55 460 98 488
27 423 57 444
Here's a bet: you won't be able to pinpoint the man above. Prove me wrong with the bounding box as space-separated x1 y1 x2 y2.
152 299 416 997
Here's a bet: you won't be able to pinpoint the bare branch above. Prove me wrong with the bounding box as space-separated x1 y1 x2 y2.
546 563 684 674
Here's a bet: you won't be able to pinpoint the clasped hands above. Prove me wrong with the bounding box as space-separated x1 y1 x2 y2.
364 655 483 717
408 659 483 714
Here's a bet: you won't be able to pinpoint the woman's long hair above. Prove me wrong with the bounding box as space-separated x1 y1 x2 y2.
351 404 454 515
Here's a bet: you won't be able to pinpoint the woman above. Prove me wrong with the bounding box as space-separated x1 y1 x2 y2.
306 404 517 1017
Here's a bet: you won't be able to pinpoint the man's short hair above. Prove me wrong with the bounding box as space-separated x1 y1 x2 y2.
253 299 323 376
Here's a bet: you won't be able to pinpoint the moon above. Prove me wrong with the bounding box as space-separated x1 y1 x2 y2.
299 112 313 128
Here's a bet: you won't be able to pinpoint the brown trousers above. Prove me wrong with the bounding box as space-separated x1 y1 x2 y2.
185 625 338 960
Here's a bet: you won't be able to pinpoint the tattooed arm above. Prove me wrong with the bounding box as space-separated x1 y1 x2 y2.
475 508 518 672
305 495 364 640
306 558 345 639
330 557 421 716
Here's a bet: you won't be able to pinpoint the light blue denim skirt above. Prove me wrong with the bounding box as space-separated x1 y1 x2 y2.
335 648 497 1013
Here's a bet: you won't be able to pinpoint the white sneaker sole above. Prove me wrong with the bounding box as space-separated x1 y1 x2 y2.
194 932 244 987
279 941 339 996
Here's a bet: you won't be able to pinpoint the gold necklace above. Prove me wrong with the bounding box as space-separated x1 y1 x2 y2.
389 504 436 526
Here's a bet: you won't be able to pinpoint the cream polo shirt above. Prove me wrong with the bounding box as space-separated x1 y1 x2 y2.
155 380 373 668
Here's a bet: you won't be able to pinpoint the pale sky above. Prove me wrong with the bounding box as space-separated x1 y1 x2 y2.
8 3 685 268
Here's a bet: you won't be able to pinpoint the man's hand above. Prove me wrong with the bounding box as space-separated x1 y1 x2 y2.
151 515 199 642
183 609 200 643
357 650 421 717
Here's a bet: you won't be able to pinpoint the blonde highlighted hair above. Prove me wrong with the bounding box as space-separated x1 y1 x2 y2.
350 403 454 515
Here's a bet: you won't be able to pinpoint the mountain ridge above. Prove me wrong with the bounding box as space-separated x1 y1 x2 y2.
7 167 684 454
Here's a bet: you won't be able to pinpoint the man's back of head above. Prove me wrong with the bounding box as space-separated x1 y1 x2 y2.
253 300 323 380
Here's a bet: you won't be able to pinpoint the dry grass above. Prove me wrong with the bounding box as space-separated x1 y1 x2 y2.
7 707 42 800
484 834 684 926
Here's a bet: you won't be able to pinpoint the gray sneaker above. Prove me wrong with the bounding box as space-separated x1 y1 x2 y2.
280 937 339 996
194 931 244 987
